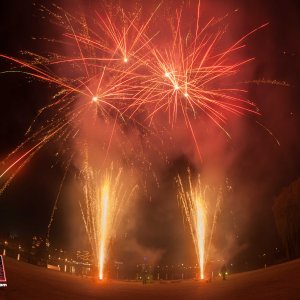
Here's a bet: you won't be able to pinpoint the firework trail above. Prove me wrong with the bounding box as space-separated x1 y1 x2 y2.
177 170 222 280
47 156 73 243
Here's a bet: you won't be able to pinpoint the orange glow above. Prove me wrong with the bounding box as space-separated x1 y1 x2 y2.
92 96 99 103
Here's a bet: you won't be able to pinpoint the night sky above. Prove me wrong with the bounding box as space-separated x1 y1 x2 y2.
0 0 299 270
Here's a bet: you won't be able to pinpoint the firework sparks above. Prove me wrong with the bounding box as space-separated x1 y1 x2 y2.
0 2 157 191
177 173 207 280
79 162 137 280
0 1 268 188
98 181 109 280
0 2 271 281
177 171 222 281
196 199 206 280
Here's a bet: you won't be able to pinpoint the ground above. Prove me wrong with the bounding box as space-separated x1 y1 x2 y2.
0 257 300 300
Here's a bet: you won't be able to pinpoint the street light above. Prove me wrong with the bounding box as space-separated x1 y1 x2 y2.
3 241 8 256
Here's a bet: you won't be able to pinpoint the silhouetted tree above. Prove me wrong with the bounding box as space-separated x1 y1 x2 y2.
273 179 300 259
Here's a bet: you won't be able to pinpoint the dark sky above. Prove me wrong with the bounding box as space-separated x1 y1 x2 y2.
0 0 299 270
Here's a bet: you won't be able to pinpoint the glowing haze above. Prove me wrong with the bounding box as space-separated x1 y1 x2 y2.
0 0 269 279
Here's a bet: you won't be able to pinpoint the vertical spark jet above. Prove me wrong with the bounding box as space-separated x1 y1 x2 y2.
195 200 205 280
98 182 109 280
79 163 137 281
177 173 207 280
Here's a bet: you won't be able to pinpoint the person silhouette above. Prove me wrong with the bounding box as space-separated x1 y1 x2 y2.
221 264 227 280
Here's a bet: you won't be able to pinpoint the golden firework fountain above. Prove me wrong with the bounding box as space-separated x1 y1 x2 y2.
177 171 222 282
79 163 137 281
